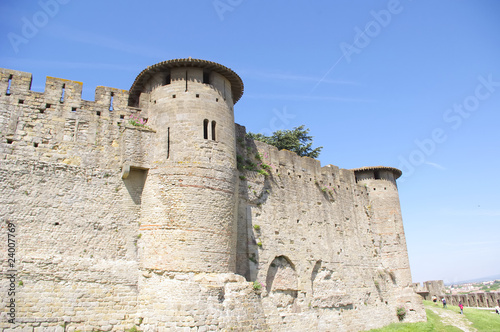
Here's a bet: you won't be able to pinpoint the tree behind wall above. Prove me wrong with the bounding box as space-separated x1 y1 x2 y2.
247 125 322 159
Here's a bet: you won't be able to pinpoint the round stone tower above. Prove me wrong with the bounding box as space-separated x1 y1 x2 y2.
353 166 413 286
129 58 244 273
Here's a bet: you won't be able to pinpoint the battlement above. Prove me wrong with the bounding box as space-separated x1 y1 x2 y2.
235 124 378 195
1 66 403 185
1 68 32 96
0 68 147 169
1 68 130 109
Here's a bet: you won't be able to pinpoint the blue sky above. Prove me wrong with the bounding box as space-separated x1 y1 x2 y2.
1 0 499 284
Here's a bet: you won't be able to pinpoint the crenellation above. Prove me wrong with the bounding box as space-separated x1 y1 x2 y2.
0 59 425 331
0 69 33 97
44 76 83 107
0 72 152 170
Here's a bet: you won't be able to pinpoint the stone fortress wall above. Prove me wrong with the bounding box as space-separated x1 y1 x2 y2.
445 292 500 308
0 59 425 331
413 280 500 308
413 280 446 301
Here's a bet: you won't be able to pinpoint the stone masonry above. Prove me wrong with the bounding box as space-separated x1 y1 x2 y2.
414 280 500 308
445 292 500 308
0 58 426 331
413 280 446 301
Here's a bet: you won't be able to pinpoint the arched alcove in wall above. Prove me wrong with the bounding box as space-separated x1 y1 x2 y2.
265 256 300 311
266 256 298 294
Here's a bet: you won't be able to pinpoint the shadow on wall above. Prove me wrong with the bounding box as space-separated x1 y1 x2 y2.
236 132 274 282
123 168 148 205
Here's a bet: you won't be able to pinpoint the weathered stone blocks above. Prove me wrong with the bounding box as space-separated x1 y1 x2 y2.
0 59 425 331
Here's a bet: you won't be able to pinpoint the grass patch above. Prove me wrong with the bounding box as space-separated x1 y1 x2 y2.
369 300 500 332
424 300 500 331
464 306 500 331
366 308 462 331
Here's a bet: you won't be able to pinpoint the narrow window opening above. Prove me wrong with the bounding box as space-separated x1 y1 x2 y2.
211 120 216 141
203 119 209 139
172 94 176 98
216 98 218 102
109 92 114 111
33 142 38 148
167 127 170 159
96 111 101 116
185 71 188 92
18 99 24 104
374 170 381 179
164 74 171 85
71 107 77 112
60 84 65 103
196 94 200 98
6 74 13 95
203 71 210 84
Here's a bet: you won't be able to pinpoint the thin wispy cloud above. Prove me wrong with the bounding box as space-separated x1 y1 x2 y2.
0 57 141 72
48 24 165 59
310 55 347 93
240 70 358 86
245 93 375 103
425 162 446 170
309 19 378 94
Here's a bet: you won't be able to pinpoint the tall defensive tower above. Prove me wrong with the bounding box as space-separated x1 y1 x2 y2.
353 166 413 286
128 58 244 273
